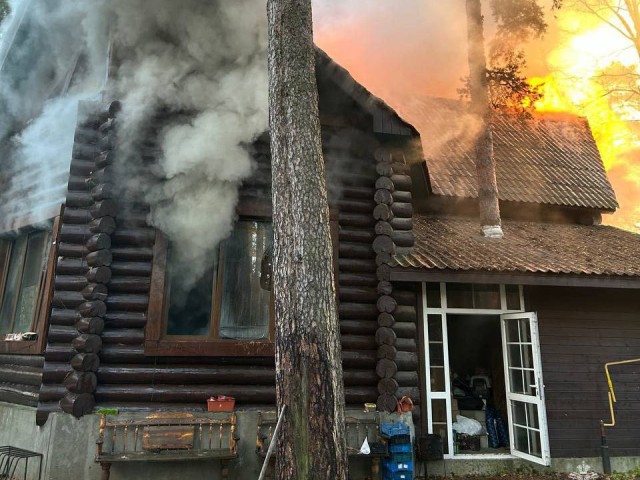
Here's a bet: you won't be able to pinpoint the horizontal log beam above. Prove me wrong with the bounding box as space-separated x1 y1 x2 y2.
338 258 376 274
101 329 145 345
338 212 375 229
104 312 147 329
0 366 42 386
338 228 375 244
111 262 152 277
337 198 376 214
339 287 378 304
341 334 376 350
338 272 377 287
339 242 374 260
105 294 149 312
338 303 377 320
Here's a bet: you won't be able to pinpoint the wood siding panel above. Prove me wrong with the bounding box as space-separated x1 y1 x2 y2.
526 286 640 459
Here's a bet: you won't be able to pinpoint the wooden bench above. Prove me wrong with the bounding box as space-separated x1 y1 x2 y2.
256 412 388 479
95 412 237 480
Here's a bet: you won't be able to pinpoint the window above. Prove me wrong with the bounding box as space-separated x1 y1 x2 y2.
146 219 275 356
0 224 56 354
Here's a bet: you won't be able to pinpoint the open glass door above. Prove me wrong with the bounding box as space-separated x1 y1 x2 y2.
501 312 550 465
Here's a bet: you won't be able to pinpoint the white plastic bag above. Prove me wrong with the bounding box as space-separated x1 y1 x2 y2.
452 414 483 435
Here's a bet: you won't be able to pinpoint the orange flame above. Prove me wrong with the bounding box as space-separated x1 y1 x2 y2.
529 7 640 232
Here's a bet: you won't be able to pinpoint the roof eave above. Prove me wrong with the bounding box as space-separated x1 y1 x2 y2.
390 267 640 289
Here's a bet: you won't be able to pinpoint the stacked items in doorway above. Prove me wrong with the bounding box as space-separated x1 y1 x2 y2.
380 422 413 480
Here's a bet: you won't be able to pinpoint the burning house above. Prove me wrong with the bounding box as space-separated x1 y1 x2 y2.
0 1 639 479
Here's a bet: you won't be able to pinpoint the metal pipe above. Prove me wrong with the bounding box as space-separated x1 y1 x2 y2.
600 420 611 474
258 406 286 480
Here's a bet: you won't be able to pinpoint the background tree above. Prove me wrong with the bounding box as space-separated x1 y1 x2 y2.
267 0 347 479
461 0 554 113
555 0 640 110
463 0 555 236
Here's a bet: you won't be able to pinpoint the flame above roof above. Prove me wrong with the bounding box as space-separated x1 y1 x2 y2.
396 96 618 211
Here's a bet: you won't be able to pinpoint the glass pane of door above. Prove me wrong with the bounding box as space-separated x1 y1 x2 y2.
501 312 550 465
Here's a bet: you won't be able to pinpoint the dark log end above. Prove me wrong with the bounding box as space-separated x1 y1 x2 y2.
86 266 112 284
377 295 397 313
375 326 397 346
376 394 398 412
374 189 394 206
72 333 103 354
377 312 395 328
377 377 400 395
75 316 105 335
377 344 397 360
372 235 396 255
376 264 391 282
63 371 98 394
376 358 398 379
82 283 109 301
78 300 107 318
86 249 113 267
377 281 393 296
70 353 101 372
59 393 95 418
373 204 393 222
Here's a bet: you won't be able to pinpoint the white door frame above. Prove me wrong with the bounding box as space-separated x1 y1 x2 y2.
501 312 551 465
422 282 550 461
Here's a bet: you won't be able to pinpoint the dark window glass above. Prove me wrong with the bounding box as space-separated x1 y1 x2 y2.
0 232 47 336
166 253 216 336
219 221 272 340
164 220 272 340
425 282 441 308
505 284 521 310
446 283 500 309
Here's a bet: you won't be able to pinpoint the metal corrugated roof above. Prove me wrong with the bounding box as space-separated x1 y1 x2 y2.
398 97 618 211
393 215 640 276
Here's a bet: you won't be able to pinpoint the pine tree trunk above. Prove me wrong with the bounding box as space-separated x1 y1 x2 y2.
466 0 503 235
267 1 347 479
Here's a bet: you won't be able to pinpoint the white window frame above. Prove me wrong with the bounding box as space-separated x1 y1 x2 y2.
421 282 527 460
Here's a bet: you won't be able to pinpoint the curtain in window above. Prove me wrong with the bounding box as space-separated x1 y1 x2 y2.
219 221 271 340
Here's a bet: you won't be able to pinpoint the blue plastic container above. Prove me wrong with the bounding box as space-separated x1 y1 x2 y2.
387 451 413 463
382 467 413 480
383 458 414 473
389 443 412 453
380 422 410 438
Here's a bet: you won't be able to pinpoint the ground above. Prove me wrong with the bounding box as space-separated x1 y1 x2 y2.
422 472 640 480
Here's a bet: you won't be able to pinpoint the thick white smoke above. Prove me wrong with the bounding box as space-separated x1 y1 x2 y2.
0 0 109 230
107 0 269 289
1 0 268 288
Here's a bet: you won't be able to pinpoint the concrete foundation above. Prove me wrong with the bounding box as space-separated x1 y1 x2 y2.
1 402 638 479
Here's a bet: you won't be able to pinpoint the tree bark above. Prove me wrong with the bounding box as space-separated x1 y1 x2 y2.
466 0 503 236
267 1 347 479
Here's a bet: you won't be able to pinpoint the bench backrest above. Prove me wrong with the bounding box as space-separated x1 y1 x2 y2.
96 412 237 459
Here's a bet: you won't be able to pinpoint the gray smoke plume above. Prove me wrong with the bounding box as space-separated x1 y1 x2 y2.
0 0 108 231
107 0 269 289
0 0 268 288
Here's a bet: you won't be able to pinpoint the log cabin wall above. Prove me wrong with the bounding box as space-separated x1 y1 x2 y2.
37 105 117 425
34 86 420 423
0 354 43 407
525 285 640 458
371 150 419 415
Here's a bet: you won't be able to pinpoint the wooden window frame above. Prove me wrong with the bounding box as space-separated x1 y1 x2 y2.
145 203 275 357
145 203 340 357
0 213 60 355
